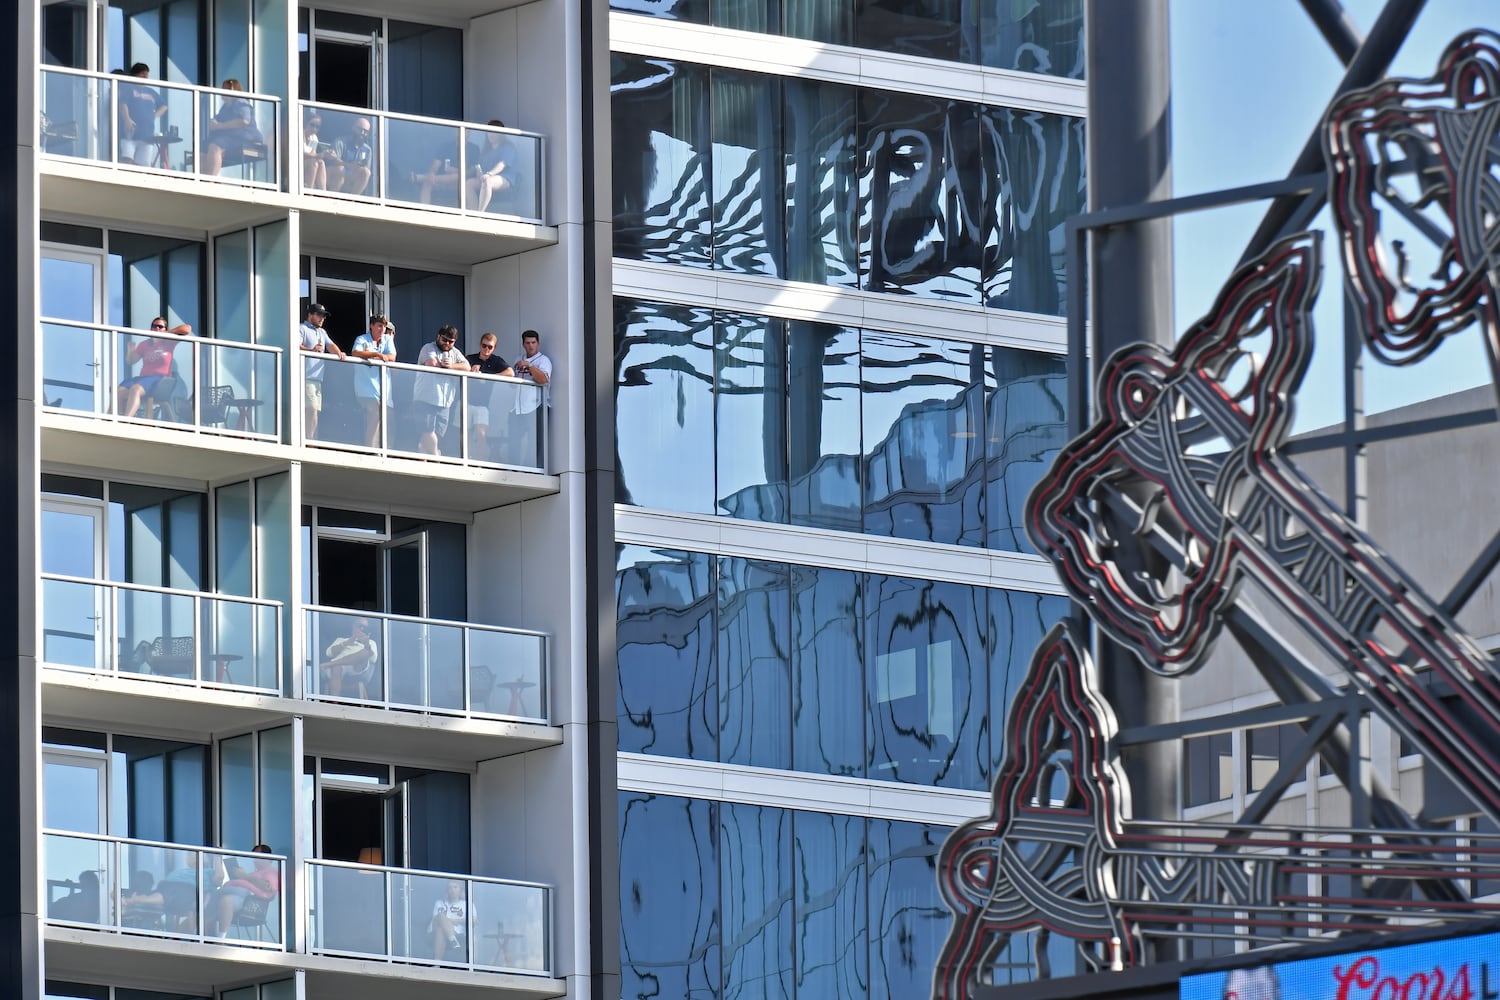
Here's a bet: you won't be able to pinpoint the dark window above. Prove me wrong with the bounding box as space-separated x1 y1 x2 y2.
711 68 784 275
612 54 712 266
784 77 859 287
717 559 791 768
854 0 963 62
615 298 716 512
865 575 986 789
619 793 721 997
792 565 864 776
788 320 862 531
1247 723 1305 793
616 546 718 759
721 802 794 995
977 0 1085 78
1184 731 1233 805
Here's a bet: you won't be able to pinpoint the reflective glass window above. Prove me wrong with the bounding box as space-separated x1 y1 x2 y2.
610 0 709 21
713 0 777 32
617 546 718 759
791 564 863 777
977 0 1085 78
865 575 986 788
716 311 787 521
788 320 861 531
784 0 852 44
615 299 717 513
619 792 720 997
721 802 793 996
612 54 712 266
862 332 986 547
794 811 866 996
987 591 1070 780
859 90 984 302
717 558 790 769
854 0 962 62
712 69 784 276
984 347 1067 552
867 820 950 998
783 77 859 287
981 105 1086 316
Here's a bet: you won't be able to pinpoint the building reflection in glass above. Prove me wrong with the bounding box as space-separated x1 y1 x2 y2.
616 547 1069 790
619 792 964 998
611 56 1084 313
616 298 1066 554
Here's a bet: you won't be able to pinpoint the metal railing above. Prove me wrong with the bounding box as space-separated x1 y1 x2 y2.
302 355 546 470
40 67 281 187
45 831 286 949
42 318 283 440
304 606 547 722
42 574 282 693
298 102 544 223
307 859 550 975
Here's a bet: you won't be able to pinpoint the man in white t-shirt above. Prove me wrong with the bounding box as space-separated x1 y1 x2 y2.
510 329 552 467
415 325 471 455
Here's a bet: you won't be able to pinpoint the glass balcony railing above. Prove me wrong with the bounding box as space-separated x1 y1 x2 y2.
303 355 545 470
45 831 286 949
308 860 549 975
298 102 544 223
40 67 281 187
42 574 282 693
304 606 547 722
43 319 282 439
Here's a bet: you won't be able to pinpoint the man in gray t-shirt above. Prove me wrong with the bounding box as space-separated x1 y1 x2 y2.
414 324 470 455
298 303 345 440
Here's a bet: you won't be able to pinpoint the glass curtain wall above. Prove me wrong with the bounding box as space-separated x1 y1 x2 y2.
614 298 1068 553
618 792 973 998
611 56 1085 308
616 545 1070 789
609 0 1085 76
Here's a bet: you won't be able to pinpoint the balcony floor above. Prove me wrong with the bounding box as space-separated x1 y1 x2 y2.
43 412 291 483
43 669 562 767
45 926 567 1000
300 448 559 515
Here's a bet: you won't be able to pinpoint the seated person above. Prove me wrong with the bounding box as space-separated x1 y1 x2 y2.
319 617 379 699
328 118 374 195
414 134 480 206
202 79 265 176
302 110 328 190
51 869 101 923
118 316 192 418
429 879 472 960
209 844 279 937
123 857 216 931
468 122 515 212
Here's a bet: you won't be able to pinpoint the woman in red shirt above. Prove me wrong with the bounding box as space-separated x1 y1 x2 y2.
118 315 191 418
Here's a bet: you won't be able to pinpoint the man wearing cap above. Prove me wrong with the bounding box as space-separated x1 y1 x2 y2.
299 302 346 440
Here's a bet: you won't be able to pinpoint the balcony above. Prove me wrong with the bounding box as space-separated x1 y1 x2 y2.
299 104 541 223
45 831 286 950
40 68 281 187
42 575 282 694
305 607 547 723
303 356 545 471
43 319 282 438
308 861 549 977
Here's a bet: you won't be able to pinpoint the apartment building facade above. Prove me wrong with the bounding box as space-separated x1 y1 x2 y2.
11 0 615 998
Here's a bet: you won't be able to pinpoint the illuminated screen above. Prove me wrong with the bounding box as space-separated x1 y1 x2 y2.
1180 930 1500 999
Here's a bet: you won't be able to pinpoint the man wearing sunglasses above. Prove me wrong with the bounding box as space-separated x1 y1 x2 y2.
117 315 192 419
414 325 471 456
330 116 374 195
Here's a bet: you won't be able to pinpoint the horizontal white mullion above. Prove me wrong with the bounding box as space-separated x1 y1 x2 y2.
612 259 1069 355
609 12 1087 118
617 753 990 825
614 505 1066 596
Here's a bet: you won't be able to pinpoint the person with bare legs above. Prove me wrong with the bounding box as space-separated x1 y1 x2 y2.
299 303 346 440
117 316 192 418
201 79 263 176
414 325 470 456
319 617 379 699
430 879 472 960
468 122 514 212
351 313 397 448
